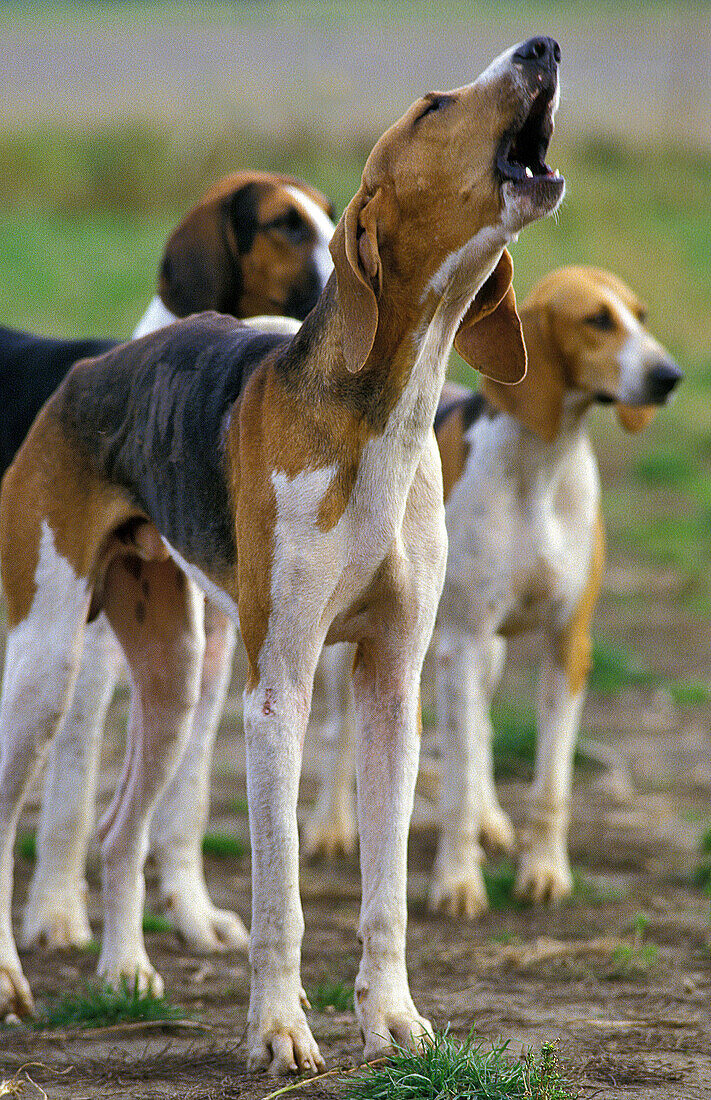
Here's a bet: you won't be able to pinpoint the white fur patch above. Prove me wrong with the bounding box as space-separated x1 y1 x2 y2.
132 295 179 339
2 523 89 716
243 315 301 337
614 295 669 404
160 540 241 625
285 185 335 290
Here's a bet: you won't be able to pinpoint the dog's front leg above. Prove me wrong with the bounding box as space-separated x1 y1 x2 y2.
244 657 325 1075
430 629 511 919
515 638 585 904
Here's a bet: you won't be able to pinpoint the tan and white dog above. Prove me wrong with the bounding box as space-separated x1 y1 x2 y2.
306 266 681 920
0 38 564 1072
1 171 335 956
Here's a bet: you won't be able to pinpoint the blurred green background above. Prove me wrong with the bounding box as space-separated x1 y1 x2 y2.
2 0 711 636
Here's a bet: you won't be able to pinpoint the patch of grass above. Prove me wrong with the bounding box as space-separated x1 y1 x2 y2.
590 639 711 704
142 910 174 935
15 830 36 862
609 941 659 977
344 1031 576 1100
226 797 249 816
482 862 520 911
589 640 655 694
491 704 596 780
201 831 247 859
632 450 695 487
307 980 353 1013
482 863 622 911
31 980 186 1030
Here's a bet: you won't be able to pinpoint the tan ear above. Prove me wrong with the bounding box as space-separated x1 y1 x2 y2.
480 304 566 442
329 188 382 373
454 249 527 384
615 403 657 433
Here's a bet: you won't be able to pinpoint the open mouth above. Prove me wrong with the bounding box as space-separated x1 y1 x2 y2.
496 83 561 190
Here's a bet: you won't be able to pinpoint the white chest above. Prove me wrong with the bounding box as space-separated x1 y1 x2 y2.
443 416 600 634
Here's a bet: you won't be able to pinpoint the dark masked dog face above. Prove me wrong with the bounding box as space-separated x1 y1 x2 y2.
158 172 336 323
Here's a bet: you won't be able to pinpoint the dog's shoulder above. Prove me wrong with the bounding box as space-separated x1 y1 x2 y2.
56 312 290 570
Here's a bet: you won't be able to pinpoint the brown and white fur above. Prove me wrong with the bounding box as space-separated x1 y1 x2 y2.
306 266 681 920
13 172 335 956
0 39 564 1072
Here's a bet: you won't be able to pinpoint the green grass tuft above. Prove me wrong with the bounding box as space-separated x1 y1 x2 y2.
201 831 247 859
142 910 174 935
344 1031 576 1100
15 830 37 862
227 797 250 816
32 979 186 1030
307 980 353 1012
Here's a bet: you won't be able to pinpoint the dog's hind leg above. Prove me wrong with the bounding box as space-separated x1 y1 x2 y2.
0 523 91 1017
21 614 123 950
97 555 204 995
302 642 358 859
351 443 444 1060
149 602 249 954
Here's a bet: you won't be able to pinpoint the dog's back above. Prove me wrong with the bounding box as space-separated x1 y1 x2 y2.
0 325 117 479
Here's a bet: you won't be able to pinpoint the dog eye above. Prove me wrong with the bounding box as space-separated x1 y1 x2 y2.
417 94 453 121
585 307 614 331
265 209 310 244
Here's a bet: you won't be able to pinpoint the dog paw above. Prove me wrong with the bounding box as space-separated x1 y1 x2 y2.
164 891 249 955
302 803 357 860
479 808 515 855
20 878 92 950
247 1007 325 1075
0 959 34 1019
97 950 164 998
515 851 573 905
428 869 489 920
356 979 433 1062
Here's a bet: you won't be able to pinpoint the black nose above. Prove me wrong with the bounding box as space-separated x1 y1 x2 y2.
513 36 561 73
646 359 684 402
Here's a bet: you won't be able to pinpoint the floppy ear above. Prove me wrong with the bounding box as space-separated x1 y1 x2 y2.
615 403 657 433
159 183 261 317
329 187 383 373
453 249 527 385
480 300 566 442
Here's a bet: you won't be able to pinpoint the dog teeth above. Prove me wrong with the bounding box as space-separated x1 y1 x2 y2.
525 166 533 178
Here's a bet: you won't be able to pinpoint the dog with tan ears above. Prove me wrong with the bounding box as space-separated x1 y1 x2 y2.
0 38 564 1072
306 266 681 920
0 171 335 957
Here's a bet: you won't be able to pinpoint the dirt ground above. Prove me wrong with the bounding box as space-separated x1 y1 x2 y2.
3 559 711 1100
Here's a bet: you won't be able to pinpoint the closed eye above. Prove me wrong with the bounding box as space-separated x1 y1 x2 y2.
416 93 454 122
585 306 614 331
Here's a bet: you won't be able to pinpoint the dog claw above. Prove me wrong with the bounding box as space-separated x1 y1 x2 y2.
428 873 489 920
20 879 92 950
0 964 34 1020
248 1021 325 1076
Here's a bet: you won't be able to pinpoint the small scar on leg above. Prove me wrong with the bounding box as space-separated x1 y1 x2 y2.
262 688 275 716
